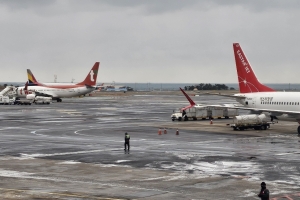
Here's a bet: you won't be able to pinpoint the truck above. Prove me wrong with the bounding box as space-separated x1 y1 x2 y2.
171 107 207 121
171 109 188 121
223 108 239 119
0 96 11 105
171 107 239 121
13 97 34 105
185 107 208 120
211 109 224 119
34 96 52 104
229 114 271 131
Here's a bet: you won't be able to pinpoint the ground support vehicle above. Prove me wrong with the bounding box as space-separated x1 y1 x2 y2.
171 107 239 121
0 96 11 105
13 97 33 105
34 96 52 104
229 114 271 131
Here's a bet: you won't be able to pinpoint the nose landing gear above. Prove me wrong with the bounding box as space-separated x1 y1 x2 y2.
57 98 62 102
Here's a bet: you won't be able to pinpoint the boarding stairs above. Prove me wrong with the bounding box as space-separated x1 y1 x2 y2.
0 86 17 96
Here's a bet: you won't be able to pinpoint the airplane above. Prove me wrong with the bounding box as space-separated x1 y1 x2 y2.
15 62 100 102
206 43 300 134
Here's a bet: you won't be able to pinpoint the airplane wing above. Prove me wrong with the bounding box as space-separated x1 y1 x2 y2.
207 104 300 117
231 107 300 116
179 88 196 110
196 92 246 99
85 84 96 89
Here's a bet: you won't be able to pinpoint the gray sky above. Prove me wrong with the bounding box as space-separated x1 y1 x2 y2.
1 0 300 83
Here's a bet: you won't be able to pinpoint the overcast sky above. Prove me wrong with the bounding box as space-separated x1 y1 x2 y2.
1 0 300 83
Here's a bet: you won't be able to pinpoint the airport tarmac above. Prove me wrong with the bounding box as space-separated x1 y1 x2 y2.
0 94 299 200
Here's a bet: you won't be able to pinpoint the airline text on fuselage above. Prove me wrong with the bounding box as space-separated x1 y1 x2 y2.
260 97 273 102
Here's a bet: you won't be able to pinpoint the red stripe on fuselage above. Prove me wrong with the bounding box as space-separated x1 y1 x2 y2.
33 84 86 89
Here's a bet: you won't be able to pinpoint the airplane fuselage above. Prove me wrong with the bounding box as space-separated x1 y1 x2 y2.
235 92 300 122
15 85 95 99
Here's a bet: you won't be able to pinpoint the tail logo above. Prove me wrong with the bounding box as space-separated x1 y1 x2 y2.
90 70 94 82
237 50 250 73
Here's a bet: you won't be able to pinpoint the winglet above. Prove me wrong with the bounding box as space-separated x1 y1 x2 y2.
180 88 196 106
76 62 100 86
179 88 196 111
233 43 274 93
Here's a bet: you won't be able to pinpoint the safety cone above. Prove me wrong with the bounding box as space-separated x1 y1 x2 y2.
164 128 167 134
210 119 213 124
158 128 162 135
176 129 179 135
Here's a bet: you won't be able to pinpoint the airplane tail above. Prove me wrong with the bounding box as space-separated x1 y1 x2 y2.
233 43 274 93
27 69 43 86
179 88 196 110
76 62 100 86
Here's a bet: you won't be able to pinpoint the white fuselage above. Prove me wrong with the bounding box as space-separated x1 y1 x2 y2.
235 92 300 122
15 85 95 98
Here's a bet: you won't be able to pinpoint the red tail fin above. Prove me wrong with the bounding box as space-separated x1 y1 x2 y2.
180 88 196 110
76 62 100 86
233 43 274 93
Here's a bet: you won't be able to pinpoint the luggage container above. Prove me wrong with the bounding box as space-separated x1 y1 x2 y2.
211 109 223 119
223 108 239 119
186 107 196 119
196 109 209 120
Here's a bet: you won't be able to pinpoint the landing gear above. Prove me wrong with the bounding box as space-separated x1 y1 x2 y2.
57 98 62 102
297 126 300 135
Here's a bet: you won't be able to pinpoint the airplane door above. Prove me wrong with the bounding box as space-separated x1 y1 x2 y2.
245 97 256 108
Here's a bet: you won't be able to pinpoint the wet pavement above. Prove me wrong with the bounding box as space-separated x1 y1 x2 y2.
0 94 299 199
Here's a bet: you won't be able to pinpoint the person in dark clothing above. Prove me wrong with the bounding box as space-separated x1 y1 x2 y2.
258 182 269 200
182 110 186 117
124 132 130 151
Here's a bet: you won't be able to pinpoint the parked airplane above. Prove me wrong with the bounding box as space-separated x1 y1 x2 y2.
212 43 300 134
15 62 99 102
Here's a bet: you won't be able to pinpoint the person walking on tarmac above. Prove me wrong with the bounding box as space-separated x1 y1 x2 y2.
124 132 130 151
257 182 269 200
